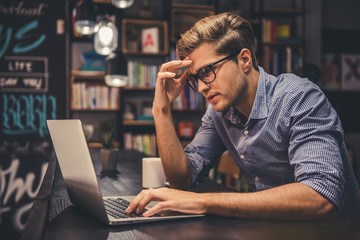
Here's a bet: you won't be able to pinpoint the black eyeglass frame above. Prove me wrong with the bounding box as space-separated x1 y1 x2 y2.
186 51 240 91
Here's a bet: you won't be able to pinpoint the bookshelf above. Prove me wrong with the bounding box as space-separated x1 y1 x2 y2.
70 70 120 111
256 0 305 76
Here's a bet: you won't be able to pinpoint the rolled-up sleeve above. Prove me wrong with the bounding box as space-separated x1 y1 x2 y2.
184 106 226 186
286 84 346 210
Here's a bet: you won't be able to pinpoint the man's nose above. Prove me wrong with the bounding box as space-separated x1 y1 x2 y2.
198 79 210 94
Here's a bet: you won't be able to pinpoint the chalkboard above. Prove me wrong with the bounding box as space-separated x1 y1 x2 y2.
0 0 66 238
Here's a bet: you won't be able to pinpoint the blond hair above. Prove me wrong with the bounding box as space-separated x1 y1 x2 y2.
176 12 258 69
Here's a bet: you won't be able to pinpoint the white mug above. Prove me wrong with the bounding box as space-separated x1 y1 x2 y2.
142 157 166 188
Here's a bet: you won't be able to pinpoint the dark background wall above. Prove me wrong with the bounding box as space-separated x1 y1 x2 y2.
0 0 66 239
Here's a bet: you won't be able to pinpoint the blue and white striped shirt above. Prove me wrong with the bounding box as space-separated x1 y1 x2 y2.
185 66 359 220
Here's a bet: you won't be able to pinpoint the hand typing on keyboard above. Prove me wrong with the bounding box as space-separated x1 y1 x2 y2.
125 188 206 217
104 198 146 218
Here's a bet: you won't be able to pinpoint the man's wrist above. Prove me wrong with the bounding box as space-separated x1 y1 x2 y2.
152 105 172 118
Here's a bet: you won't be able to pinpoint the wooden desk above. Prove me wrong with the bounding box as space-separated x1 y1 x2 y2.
22 149 360 240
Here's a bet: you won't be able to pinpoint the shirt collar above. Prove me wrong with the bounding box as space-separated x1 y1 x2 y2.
223 66 268 125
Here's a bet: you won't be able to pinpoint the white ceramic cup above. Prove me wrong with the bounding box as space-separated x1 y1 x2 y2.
142 157 166 188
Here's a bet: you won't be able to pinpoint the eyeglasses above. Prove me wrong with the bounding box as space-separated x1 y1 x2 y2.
186 52 240 91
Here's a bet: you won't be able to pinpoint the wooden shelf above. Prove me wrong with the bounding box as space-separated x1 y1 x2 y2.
88 141 120 149
123 120 155 126
121 18 169 56
262 8 303 17
71 70 105 79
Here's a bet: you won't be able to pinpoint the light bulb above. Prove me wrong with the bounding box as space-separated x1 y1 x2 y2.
105 74 128 87
111 0 134 9
75 20 96 35
99 26 113 46
94 21 118 55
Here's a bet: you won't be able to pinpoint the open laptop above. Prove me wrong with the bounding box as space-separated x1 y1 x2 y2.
47 119 204 225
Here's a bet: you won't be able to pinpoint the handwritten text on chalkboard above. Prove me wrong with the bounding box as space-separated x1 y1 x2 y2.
0 56 49 92
2 93 56 137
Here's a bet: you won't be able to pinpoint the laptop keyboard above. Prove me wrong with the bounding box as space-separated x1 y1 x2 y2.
103 197 146 219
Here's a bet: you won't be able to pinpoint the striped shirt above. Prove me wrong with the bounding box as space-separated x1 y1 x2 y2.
185 66 360 221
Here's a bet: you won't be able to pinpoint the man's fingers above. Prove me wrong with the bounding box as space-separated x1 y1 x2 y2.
159 60 181 72
157 72 176 80
160 59 192 74
143 201 170 217
136 193 154 214
126 189 148 213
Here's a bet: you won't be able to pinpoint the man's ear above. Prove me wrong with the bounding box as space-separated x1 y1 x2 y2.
237 48 252 73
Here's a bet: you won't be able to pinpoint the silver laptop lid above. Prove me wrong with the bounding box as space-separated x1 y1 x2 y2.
47 119 108 223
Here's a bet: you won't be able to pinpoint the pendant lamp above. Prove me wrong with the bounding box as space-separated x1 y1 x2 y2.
74 0 96 35
94 18 118 55
105 50 128 87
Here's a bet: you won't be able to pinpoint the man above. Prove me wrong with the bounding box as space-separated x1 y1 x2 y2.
126 12 360 222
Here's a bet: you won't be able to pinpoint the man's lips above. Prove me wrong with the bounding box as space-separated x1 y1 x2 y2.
206 93 218 102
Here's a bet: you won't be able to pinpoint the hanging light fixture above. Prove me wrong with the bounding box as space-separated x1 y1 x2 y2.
111 0 134 9
94 17 118 55
105 50 128 87
74 0 96 35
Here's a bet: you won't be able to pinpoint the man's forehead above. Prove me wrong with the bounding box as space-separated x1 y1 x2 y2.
183 42 219 71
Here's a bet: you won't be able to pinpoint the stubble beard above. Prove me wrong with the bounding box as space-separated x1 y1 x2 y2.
213 74 249 113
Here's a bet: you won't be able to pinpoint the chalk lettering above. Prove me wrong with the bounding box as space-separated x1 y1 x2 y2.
0 25 12 59
0 2 47 17
0 77 18 87
0 20 46 59
8 61 33 72
0 159 48 231
14 20 46 54
23 78 42 89
2 93 57 136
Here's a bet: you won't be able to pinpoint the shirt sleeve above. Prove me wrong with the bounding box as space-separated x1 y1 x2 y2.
285 81 346 210
184 105 226 186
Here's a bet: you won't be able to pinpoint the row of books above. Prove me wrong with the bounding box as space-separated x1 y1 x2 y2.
262 46 303 76
127 61 160 88
173 85 205 110
262 19 299 43
123 132 157 156
72 83 119 110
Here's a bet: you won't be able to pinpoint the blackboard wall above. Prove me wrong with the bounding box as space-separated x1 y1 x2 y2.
0 0 66 238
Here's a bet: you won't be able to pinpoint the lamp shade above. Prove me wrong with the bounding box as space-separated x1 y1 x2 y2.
111 0 134 9
74 0 96 35
94 20 118 55
105 51 128 87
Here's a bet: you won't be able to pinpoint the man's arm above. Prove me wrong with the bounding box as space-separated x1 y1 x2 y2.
153 110 192 189
152 59 193 189
202 183 337 221
127 182 337 221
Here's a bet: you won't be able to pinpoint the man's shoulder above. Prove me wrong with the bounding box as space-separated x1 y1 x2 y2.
271 73 321 98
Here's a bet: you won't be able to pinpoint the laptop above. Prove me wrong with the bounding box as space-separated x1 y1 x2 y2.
47 119 204 225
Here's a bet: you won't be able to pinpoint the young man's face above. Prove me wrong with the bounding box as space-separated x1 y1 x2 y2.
187 43 249 112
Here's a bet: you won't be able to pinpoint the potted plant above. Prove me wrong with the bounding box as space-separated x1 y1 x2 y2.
99 122 118 171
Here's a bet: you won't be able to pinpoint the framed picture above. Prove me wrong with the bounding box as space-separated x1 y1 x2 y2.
341 54 360 90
